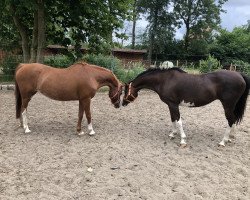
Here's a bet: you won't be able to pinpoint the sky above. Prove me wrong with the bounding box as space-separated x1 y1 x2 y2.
119 0 250 43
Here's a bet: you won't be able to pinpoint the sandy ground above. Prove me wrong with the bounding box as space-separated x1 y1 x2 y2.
0 90 249 200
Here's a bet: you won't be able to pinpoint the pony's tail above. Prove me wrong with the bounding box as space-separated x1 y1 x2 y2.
15 65 22 119
234 73 250 124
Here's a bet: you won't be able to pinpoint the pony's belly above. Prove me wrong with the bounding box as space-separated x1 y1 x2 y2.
39 89 78 101
179 100 195 107
179 99 215 107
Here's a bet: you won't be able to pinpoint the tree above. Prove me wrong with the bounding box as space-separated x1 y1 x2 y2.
138 0 175 63
173 0 227 51
131 0 139 49
209 26 250 63
3 0 46 62
0 0 132 62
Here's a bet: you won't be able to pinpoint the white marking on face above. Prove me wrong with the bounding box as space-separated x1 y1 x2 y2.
179 100 195 107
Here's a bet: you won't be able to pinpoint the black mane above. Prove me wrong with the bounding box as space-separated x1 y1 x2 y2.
134 67 186 80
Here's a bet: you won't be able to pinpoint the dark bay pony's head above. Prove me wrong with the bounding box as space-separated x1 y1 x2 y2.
122 82 138 106
109 82 123 108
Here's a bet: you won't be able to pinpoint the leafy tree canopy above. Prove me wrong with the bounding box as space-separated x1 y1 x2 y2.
0 0 133 61
209 25 250 63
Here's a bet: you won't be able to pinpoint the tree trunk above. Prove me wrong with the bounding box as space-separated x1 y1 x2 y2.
107 0 113 46
11 5 30 62
107 29 113 45
184 22 190 51
147 7 158 65
131 17 136 49
131 0 137 49
184 0 192 51
147 32 153 64
36 0 45 63
30 12 38 62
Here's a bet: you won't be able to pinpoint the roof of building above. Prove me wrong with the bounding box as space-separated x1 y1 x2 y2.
46 45 147 54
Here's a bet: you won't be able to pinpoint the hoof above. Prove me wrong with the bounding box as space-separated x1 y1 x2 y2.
169 135 175 140
218 139 231 147
14 125 22 131
25 129 31 133
229 135 235 139
180 143 187 148
218 142 225 147
78 131 85 136
88 130 95 136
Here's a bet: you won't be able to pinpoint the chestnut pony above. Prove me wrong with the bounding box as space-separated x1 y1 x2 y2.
122 68 249 147
15 62 123 135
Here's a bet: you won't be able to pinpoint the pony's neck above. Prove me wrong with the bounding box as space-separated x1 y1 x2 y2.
133 73 161 94
96 70 118 90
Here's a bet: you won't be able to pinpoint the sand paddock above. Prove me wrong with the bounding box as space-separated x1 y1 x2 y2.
0 90 249 200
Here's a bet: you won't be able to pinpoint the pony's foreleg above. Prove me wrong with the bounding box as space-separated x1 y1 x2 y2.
77 101 84 135
84 98 95 136
176 119 187 146
168 104 187 147
169 121 177 138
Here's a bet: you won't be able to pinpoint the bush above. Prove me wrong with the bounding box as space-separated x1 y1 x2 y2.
82 54 146 83
0 55 22 81
44 55 74 68
122 62 145 82
224 59 250 75
199 55 221 73
82 54 122 71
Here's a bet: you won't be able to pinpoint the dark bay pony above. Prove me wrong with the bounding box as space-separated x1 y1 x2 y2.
122 68 249 147
15 62 123 135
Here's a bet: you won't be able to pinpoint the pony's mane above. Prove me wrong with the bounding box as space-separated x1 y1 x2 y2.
135 67 186 80
73 61 111 72
73 61 119 83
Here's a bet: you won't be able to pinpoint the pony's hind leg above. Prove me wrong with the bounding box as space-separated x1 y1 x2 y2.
21 98 31 133
83 98 95 136
229 124 236 139
219 105 237 146
219 124 236 147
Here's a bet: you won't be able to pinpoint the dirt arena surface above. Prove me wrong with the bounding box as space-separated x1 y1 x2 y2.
0 90 249 200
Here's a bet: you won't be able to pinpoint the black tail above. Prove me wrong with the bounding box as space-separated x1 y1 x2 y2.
234 73 250 124
15 65 22 119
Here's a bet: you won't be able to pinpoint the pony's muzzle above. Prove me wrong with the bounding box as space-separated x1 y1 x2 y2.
114 103 120 108
122 99 129 106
